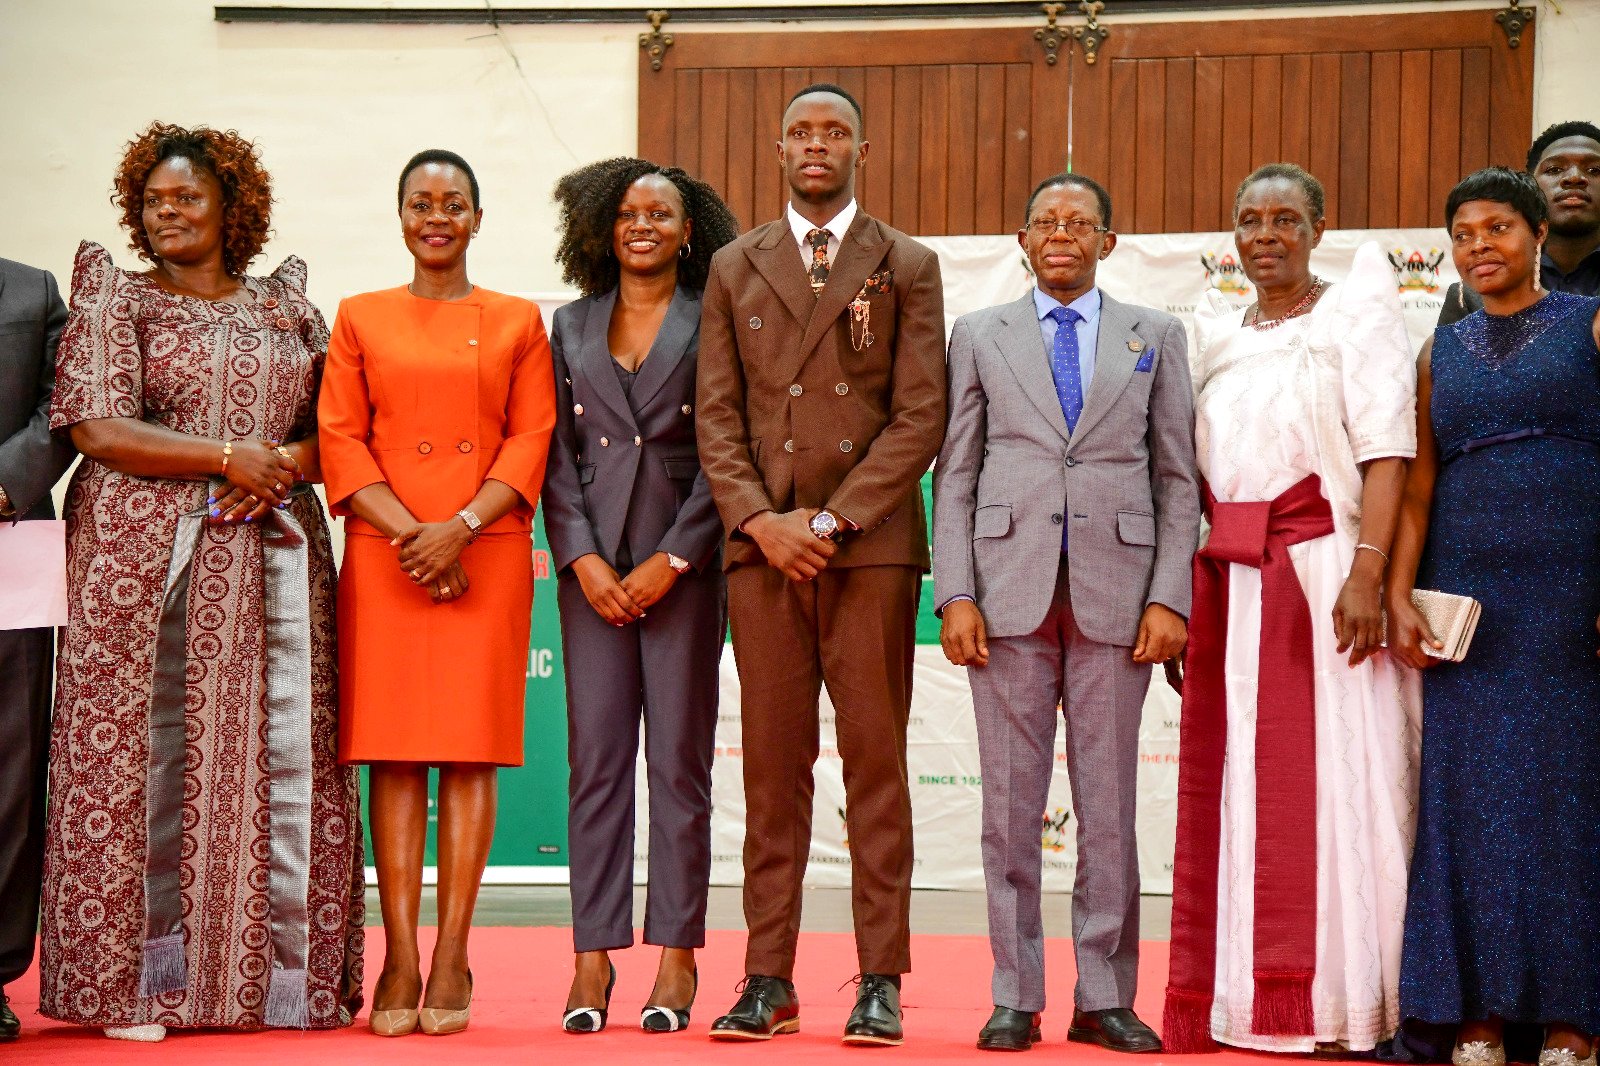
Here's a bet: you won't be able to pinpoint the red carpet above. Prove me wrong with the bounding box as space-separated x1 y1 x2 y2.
4 929 1271 1063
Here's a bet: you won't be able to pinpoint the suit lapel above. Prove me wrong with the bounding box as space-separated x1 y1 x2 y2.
1067 291 1140 450
745 221 816 331
575 288 638 429
628 286 700 414
994 292 1071 443
796 213 891 363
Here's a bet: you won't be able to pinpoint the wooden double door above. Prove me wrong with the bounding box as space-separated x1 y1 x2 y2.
638 9 1535 235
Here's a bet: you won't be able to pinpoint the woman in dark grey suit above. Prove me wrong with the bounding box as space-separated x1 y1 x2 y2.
545 158 739 1035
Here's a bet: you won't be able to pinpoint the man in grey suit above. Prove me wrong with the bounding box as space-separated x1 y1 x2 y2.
0 256 75 1040
932 175 1199 1054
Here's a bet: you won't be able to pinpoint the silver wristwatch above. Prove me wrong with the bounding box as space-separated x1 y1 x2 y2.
666 553 691 574
455 508 483 539
808 509 842 542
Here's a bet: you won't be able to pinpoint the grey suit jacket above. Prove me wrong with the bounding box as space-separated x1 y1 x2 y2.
932 289 1201 645
543 286 724 573
0 257 74 522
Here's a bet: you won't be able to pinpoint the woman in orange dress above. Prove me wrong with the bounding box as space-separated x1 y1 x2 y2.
318 149 555 1038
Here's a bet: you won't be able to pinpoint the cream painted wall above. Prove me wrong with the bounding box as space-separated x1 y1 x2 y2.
2 0 1596 315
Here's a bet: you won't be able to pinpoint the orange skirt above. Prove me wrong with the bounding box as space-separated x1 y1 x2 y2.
336 530 531 766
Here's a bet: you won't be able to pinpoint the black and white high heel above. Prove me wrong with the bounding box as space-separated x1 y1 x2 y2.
641 970 698 1033
563 962 616 1034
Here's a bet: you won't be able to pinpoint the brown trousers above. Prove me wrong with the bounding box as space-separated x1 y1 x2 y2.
727 563 921 979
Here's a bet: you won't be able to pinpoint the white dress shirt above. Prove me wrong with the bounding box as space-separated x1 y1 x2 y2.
786 199 858 271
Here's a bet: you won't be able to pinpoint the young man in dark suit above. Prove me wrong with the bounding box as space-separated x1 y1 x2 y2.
0 256 76 1040
696 83 947 1047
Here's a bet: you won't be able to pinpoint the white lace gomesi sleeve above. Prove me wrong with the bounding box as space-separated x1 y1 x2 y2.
1328 241 1418 463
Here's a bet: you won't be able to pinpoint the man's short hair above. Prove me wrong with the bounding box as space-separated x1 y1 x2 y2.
1527 120 1600 171
784 83 864 134
1023 173 1114 232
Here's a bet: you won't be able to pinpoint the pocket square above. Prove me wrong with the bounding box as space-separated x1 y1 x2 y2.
857 269 894 297
1134 346 1156 373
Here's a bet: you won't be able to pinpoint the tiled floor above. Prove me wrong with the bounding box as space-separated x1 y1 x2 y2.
372 886 1174 940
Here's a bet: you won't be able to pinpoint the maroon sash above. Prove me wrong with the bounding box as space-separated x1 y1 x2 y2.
1163 474 1332 1052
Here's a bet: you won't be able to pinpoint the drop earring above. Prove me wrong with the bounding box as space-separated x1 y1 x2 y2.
679 241 692 259
1533 242 1543 292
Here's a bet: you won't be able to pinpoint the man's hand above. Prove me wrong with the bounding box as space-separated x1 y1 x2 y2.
1133 603 1187 665
940 599 989 667
745 509 837 582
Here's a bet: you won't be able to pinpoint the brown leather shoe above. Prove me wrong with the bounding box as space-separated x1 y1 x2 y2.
1067 1008 1162 1053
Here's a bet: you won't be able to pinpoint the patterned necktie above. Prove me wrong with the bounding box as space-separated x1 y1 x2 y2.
1047 304 1085 433
806 228 832 296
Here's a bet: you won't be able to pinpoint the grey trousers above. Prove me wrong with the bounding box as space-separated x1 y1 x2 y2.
970 564 1149 1014
0 627 51 987
558 566 725 952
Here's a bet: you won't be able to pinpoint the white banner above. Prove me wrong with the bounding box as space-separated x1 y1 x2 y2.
627 228 1453 896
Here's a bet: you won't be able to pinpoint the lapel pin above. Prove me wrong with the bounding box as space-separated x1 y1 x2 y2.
1127 340 1145 352
749 317 762 330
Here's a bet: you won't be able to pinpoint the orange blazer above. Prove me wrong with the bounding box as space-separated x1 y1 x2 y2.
319 285 556 534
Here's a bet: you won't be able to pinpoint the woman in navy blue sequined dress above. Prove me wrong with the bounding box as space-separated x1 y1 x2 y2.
1389 168 1600 1066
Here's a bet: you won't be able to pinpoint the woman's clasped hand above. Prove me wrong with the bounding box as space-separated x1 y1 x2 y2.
208 436 302 523
393 519 474 603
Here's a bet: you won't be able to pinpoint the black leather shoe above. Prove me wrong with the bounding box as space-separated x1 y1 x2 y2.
842 973 903 1047
1067 1008 1162 1054
709 975 799 1041
978 1006 1041 1051
0 991 19 1041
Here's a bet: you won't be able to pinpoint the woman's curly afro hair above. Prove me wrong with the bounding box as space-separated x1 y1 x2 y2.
112 121 273 277
553 157 740 298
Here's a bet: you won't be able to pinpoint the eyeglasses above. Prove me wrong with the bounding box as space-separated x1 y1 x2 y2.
1025 217 1109 239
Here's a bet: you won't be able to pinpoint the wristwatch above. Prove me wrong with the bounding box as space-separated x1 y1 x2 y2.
0 484 12 519
455 508 483 539
666 553 691 574
809 509 842 542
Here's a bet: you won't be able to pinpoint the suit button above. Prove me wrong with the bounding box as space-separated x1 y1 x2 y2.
789 384 803 397
783 439 794 453
418 441 432 454
835 383 849 395
681 404 692 415
1052 513 1063 524
458 441 472 453
749 317 763 330
600 437 610 447
840 439 853 453
574 403 584 416
633 435 642 446
468 339 478 346
1065 457 1077 467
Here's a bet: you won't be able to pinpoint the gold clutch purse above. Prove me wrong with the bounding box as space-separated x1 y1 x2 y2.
1380 589 1482 663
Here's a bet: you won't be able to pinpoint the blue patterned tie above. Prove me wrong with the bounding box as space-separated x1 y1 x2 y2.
1047 305 1085 433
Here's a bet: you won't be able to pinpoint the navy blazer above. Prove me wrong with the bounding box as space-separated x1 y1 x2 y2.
543 286 723 573
0 257 74 522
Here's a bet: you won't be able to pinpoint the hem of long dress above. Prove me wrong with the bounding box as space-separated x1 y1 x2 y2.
37 1008 357 1031
1216 1031 1387 1054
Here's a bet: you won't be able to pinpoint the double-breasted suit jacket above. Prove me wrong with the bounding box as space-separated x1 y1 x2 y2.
542 285 726 955
695 208 947 979
0 257 73 990
932 286 1199 1015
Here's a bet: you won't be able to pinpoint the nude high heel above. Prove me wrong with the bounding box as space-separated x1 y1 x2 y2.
419 970 472 1036
368 1007 420 1037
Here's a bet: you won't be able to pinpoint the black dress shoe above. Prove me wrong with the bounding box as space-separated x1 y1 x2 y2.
1068 1008 1162 1054
709 975 799 1041
843 974 903 1047
978 1006 1041 1052
0 991 19 1041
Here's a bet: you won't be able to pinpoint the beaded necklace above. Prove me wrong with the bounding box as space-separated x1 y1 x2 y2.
1249 277 1325 332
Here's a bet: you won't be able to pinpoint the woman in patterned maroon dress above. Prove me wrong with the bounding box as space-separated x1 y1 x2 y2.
40 123 364 1041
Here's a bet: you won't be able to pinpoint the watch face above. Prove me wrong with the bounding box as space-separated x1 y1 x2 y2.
810 511 838 538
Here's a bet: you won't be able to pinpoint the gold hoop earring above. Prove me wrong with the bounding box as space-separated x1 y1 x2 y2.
679 242 692 259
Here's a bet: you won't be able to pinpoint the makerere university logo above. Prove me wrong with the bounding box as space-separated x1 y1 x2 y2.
1200 251 1253 297
1041 807 1072 853
1388 247 1446 295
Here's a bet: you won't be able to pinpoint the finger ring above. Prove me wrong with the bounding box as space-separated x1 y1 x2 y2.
441 588 453 599
274 482 284 493
411 569 422 580
246 495 258 505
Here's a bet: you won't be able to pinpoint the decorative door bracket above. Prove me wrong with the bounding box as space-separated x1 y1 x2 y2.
1072 1 1109 65
1495 1 1534 48
1034 3 1067 66
641 8 673 71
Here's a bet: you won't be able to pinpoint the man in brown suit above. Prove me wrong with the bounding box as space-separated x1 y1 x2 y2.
697 83 947 1047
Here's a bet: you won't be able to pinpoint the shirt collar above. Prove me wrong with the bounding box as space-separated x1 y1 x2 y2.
787 199 858 247
1033 285 1102 324
1541 240 1600 277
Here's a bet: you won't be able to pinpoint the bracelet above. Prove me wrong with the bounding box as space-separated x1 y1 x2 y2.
274 444 304 481
221 439 235 476
1355 542 1389 563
